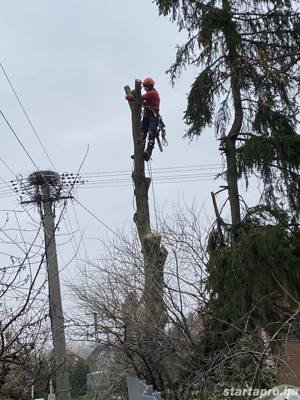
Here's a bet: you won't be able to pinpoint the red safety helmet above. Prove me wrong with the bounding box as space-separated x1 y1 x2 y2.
143 77 155 87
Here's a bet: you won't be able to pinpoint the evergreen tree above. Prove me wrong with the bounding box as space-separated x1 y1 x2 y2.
70 358 90 398
153 0 300 379
154 0 300 223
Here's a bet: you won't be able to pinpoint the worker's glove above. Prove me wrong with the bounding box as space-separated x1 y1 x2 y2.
125 94 134 102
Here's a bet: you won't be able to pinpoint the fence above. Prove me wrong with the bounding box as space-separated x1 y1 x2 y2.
127 376 161 400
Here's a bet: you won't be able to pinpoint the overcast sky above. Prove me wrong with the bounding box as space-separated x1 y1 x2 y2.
0 1 259 315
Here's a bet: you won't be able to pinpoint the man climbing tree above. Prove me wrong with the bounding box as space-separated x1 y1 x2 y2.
126 77 164 161
124 79 168 391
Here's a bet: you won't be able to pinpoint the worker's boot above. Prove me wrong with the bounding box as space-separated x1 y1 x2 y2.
144 133 155 161
144 152 151 161
144 146 153 161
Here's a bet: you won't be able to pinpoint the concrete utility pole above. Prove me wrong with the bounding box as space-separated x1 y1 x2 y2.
27 171 71 400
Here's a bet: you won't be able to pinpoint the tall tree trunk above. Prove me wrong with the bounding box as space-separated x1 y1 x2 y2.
222 1 243 229
225 137 241 228
124 80 168 390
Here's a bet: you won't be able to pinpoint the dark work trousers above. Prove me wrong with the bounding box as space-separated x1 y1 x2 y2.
142 109 159 157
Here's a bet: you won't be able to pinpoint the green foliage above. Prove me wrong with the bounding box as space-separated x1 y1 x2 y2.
193 364 278 400
153 0 181 19
253 103 297 139
152 0 300 396
70 358 90 398
237 105 300 212
154 0 300 210
185 68 214 135
206 207 300 342
182 334 278 400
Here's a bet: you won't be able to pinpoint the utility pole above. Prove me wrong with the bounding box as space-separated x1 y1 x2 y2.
25 171 71 400
93 312 99 344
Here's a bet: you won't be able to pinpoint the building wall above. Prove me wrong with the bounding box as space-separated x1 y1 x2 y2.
279 342 300 386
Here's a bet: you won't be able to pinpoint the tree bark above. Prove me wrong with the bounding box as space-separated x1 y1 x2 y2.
225 137 241 229
211 191 225 245
124 80 168 389
222 2 243 229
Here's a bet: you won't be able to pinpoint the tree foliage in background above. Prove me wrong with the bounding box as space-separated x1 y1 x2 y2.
71 1 300 397
207 206 300 343
72 208 285 399
70 358 90 398
154 0 300 215
0 218 51 399
152 0 300 394
71 208 209 397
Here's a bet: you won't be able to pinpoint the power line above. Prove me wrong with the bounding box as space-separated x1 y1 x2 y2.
76 174 217 189
1 173 217 189
0 158 41 226
0 161 221 198
63 209 85 270
71 201 90 261
0 157 16 176
0 110 39 170
73 198 119 238
0 63 56 170
5 164 222 185
78 164 222 177
76 178 215 190
0 176 217 199
2 176 220 195
148 161 158 229
82 172 217 183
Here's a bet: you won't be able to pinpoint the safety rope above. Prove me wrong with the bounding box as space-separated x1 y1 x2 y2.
131 162 137 212
147 161 158 230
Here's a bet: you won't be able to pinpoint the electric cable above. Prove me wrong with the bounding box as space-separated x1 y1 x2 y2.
0 156 16 176
63 209 85 270
80 172 217 185
71 201 90 261
7 163 222 184
148 161 158 229
73 198 120 238
77 163 222 176
0 160 221 200
0 63 56 170
0 110 39 170
0 175 217 199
